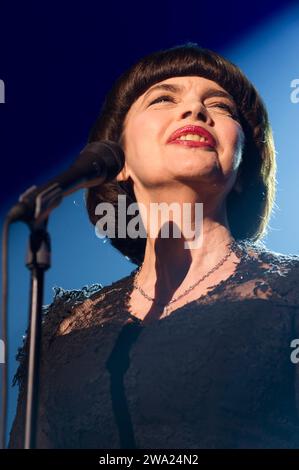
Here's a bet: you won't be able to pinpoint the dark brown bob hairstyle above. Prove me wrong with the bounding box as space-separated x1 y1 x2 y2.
86 43 276 265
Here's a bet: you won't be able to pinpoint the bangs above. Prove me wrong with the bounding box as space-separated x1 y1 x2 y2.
122 44 250 112
89 43 256 145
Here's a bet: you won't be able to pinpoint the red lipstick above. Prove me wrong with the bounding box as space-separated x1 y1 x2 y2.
167 125 216 148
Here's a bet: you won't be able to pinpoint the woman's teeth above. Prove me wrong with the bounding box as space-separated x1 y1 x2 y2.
177 134 208 142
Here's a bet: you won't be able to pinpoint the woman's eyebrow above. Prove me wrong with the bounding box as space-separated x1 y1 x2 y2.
142 83 183 102
142 83 235 106
202 89 236 105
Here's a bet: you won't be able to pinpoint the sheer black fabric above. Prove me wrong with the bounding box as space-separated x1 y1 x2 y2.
8 240 299 448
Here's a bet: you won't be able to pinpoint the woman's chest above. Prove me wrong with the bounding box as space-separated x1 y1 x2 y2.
45 302 294 424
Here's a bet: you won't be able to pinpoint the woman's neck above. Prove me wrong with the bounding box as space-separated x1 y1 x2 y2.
137 216 236 300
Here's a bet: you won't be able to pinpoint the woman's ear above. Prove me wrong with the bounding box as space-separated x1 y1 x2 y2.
116 161 130 182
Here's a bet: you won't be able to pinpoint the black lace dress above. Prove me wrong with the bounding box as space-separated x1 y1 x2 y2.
8 240 299 449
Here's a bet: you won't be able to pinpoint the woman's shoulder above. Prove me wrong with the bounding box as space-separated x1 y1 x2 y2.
237 239 299 272
41 270 136 336
12 270 136 390
236 239 299 305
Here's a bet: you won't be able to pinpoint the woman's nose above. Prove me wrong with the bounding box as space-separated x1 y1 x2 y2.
181 102 213 125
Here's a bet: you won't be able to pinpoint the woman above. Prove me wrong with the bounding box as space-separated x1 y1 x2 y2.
9 43 299 449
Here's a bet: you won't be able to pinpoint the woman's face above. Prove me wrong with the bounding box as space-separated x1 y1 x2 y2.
120 75 245 200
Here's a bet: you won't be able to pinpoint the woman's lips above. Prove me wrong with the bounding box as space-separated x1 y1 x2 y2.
167 140 215 148
167 124 216 148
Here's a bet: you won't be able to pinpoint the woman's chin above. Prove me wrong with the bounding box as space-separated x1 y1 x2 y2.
169 161 221 180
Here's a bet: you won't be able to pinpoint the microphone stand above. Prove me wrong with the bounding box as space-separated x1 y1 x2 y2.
24 218 51 449
22 184 59 449
3 141 125 448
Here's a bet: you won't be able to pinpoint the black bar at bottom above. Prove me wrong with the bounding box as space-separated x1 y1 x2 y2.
1 449 299 467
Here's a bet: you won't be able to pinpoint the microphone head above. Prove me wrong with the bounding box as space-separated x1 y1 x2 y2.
7 140 125 223
76 140 125 180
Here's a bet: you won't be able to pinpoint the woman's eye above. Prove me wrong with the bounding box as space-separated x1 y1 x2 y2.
148 96 239 120
149 95 175 105
209 102 238 117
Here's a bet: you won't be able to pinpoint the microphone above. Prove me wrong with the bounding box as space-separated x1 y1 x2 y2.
7 140 125 223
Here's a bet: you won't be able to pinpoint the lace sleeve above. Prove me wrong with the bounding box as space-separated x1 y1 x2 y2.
218 241 299 306
8 283 104 448
273 254 299 305
260 251 299 306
